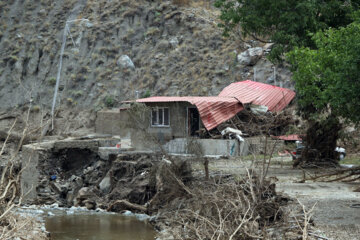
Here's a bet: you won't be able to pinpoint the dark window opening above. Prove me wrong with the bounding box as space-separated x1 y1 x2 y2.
151 107 170 127
188 108 200 136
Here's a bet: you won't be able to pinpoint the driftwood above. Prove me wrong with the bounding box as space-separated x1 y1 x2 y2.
307 166 360 182
107 200 147 212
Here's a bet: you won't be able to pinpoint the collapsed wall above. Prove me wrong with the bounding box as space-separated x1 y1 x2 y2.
21 139 105 205
20 139 171 210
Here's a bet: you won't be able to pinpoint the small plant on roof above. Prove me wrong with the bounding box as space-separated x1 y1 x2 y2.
104 95 115 108
142 89 151 98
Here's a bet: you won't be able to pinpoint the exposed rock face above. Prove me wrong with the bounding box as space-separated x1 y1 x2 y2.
0 0 293 114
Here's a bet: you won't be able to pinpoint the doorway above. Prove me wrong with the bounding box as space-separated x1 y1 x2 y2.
188 108 200 136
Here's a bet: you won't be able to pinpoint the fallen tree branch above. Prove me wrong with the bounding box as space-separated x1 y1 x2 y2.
107 200 147 212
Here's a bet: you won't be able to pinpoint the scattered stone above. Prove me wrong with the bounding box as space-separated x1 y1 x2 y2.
47 211 55 216
99 172 112 194
84 200 96 210
237 47 263 66
156 40 170 52
117 55 135 70
263 43 274 51
169 37 179 48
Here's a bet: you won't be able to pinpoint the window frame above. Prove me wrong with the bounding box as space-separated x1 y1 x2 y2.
151 107 170 127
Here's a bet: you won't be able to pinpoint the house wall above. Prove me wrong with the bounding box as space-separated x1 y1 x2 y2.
147 102 191 139
131 102 195 150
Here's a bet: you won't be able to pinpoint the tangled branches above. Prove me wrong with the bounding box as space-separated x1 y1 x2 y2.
158 172 288 239
200 108 298 139
306 166 360 183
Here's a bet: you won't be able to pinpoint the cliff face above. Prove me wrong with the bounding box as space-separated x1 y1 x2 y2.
0 0 292 112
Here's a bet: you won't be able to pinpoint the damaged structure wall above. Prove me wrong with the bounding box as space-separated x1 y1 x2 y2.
95 110 123 136
130 102 198 151
21 139 102 204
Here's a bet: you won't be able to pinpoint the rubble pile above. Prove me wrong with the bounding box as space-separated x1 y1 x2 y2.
32 151 192 211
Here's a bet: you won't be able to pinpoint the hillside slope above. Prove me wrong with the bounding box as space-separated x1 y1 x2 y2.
0 0 292 135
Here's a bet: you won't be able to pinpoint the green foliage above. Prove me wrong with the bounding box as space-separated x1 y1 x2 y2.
72 90 83 98
215 0 360 62
48 77 56 86
142 89 151 98
287 21 360 123
9 55 18 63
104 95 115 108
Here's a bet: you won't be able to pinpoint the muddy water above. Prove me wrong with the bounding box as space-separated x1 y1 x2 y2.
45 213 157 240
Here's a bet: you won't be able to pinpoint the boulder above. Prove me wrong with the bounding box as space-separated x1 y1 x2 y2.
117 55 135 70
77 187 93 199
99 173 111 194
84 200 96 210
237 47 263 66
156 40 170 52
169 37 179 48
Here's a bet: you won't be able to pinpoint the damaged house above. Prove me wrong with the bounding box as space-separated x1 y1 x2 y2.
97 80 296 156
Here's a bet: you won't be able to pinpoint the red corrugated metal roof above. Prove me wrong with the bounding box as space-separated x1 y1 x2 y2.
136 96 244 130
271 134 302 141
219 80 296 112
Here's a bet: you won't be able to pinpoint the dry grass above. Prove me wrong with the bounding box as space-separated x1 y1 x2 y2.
173 0 213 8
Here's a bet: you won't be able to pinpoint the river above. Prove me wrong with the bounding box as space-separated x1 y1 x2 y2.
19 206 157 240
45 212 157 240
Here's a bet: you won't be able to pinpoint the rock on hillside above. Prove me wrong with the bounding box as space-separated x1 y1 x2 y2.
0 0 292 113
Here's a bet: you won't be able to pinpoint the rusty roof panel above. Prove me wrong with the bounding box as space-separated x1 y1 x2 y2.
219 80 296 112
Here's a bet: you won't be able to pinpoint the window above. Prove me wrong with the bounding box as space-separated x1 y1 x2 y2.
151 107 170 127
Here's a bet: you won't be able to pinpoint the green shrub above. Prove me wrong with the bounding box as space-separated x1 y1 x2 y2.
142 89 151 98
72 90 83 98
48 77 56 86
104 95 115 108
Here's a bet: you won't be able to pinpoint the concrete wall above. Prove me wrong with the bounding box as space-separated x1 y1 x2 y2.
164 138 240 156
96 109 129 137
241 136 285 156
21 145 42 202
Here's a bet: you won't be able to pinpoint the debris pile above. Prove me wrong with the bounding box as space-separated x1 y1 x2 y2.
306 166 360 184
153 173 294 239
199 109 297 139
29 150 321 239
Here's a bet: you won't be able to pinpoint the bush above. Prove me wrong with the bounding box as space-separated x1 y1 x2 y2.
48 77 56 86
142 89 151 98
104 95 115 108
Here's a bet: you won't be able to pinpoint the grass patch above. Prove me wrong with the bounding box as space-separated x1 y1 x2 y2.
340 155 360 165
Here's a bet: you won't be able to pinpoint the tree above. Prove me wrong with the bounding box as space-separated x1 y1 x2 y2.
287 20 360 166
214 0 360 62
